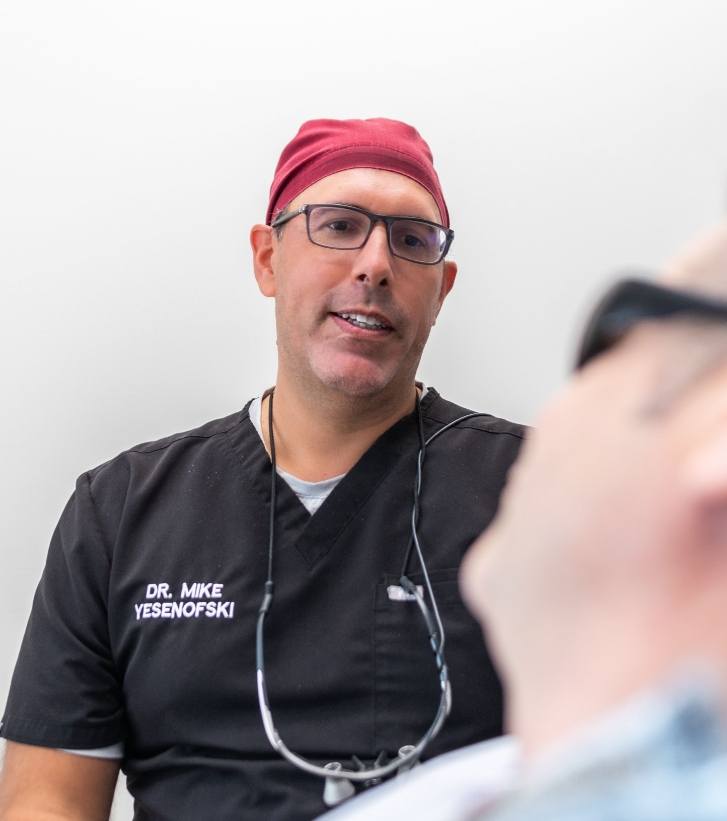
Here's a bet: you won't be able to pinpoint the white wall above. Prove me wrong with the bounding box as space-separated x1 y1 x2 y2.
1 1 726 816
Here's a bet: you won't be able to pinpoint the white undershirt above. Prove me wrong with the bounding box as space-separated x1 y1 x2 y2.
249 388 427 513
61 741 124 759
248 395 346 514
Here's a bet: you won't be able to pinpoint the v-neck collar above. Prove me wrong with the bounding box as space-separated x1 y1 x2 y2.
228 388 440 570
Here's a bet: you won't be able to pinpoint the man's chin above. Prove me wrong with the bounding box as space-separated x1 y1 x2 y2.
321 374 392 399
313 363 401 400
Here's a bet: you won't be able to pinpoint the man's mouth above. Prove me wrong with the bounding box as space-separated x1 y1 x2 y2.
332 311 393 332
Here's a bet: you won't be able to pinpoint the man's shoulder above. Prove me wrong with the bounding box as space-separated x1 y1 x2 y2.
84 402 255 487
424 388 527 442
120 404 252 457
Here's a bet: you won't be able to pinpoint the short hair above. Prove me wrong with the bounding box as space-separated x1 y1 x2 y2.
272 207 289 240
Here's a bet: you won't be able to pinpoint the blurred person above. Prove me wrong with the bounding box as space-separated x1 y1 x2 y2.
326 221 727 820
0 118 524 820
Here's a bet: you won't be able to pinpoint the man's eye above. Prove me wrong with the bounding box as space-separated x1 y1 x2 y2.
403 233 425 247
326 220 352 233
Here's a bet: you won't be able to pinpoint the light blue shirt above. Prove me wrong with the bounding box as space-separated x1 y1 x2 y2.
485 673 727 821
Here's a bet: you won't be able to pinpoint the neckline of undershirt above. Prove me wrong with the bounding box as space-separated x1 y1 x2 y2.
248 396 346 514
247 388 427 514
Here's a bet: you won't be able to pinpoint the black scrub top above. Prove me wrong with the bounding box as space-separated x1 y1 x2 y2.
1 388 525 820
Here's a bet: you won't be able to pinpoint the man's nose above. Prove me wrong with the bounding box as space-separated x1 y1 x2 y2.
351 222 393 287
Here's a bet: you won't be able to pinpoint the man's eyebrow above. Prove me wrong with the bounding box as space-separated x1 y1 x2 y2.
329 201 440 222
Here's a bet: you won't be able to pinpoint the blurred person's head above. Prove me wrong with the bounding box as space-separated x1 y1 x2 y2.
249 118 457 403
461 221 727 757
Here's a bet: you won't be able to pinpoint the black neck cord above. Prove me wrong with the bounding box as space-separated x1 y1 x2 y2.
400 390 427 577
266 388 277 585
400 403 496 577
263 387 492 648
256 386 492 798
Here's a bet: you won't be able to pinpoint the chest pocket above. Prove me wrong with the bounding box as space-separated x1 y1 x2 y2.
372 568 503 757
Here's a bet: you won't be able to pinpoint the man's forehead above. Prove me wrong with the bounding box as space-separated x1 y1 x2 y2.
286 167 443 222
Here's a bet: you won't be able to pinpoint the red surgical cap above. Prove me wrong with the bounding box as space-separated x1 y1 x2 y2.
266 117 450 228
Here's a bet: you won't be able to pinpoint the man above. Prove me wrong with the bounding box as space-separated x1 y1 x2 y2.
0 118 524 820
325 221 727 819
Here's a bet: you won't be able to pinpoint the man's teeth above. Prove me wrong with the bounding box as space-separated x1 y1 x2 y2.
337 312 390 330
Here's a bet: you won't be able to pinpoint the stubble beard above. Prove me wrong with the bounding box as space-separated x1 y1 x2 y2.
276 321 428 406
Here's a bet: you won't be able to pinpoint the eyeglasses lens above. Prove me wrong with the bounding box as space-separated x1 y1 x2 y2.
389 220 446 264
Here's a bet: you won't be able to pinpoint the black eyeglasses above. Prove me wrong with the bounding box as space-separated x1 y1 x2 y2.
575 277 727 370
271 203 455 265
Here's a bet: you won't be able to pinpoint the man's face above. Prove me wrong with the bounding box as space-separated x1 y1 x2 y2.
258 168 456 398
461 321 703 690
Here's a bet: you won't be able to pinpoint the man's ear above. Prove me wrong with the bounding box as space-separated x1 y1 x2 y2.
683 420 727 554
684 423 727 507
433 260 457 325
250 224 276 297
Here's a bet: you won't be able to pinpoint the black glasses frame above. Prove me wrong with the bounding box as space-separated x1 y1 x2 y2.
575 277 727 370
271 203 455 265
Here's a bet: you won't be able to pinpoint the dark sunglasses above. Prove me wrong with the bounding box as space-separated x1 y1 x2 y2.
575 277 727 370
